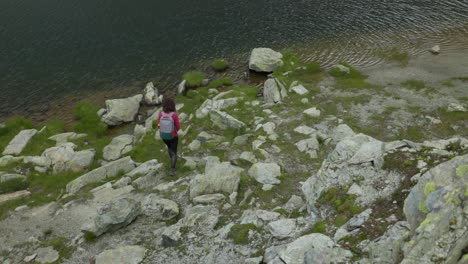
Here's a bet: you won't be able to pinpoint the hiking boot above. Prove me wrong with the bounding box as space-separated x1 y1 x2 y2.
170 168 176 176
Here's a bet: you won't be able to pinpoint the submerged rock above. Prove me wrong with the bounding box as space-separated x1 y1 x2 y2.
249 48 283 73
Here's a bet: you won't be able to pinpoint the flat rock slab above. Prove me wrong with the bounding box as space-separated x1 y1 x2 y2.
103 135 134 161
2 129 38 155
35 246 59 263
96 245 147 264
0 190 31 205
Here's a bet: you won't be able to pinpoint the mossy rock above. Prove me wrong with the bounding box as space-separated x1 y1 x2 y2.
227 224 261 244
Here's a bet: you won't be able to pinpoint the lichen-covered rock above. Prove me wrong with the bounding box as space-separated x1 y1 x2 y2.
2 129 37 155
193 193 226 205
35 246 59 264
401 154 468 264
82 197 141 236
0 173 26 183
249 48 283 73
48 132 86 145
96 245 147 264
42 143 95 174
196 97 242 118
248 162 281 186
267 219 297 239
240 209 280 227
66 156 136 194
101 95 143 126
190 158 243 199
103 135 134 161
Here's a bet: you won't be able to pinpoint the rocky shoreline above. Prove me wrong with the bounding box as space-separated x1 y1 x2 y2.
0 47 467 264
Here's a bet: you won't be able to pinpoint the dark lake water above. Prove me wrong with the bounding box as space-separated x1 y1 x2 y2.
1 0 468 119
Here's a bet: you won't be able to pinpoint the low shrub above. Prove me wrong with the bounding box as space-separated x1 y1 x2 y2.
183 71 205 87
211 59 229 72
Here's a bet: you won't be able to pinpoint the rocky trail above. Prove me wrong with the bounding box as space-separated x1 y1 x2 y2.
0 48 467 264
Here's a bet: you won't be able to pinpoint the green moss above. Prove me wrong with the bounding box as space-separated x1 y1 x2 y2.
330 63 378 90
83 231 96 242
424 182 437 196
183 71 205 87
309 221 326 234
227 224 261 244
401 80 426 90
334 215 348 227
456 165 468 178
418 201 428 214
73 101 107 136
441 80 455 87
211 59 229 72
464 185 468 197
373 47 409 66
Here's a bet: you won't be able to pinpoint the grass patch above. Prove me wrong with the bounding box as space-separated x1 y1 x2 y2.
0 178 28 195
401 80 426 91
330 63 378 90
21 119 66 156
373 47 409 66
207 78 233 89
183 71 205 88
317 187 364 227
227 223 261 244
73 101 107 136
41 237 75 261
442 80 455 87
211 59 229 72
308 221 327 234
273 51 324 88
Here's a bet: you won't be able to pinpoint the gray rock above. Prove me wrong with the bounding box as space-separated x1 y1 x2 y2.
82 197 141 236
291 85 309 95
209 110 246 129
234 134 252 146
66 156 136 194
447 102 466 112
48 132 86 145
245 257 263 264
177 80 186 95
295 136 320 159
96 245 147 264
143 82 161 106
303 107 321 118
294 126 316 135
345 208 372 231
239 151 258 164
23 156 51 167
196 97 242 118
430 45 440 54
35 246 59 264
133 124 148 143
249 48 283 73
144 108 161 130
0 155 23 167
188 139 201 151
103 135 134 161
267 219 297 239
141 194 179 220
334 64 350 74
180 205 219 229
401 154 468 263
161 224 182 247
2 129 37 155
240 209 280 227
126 159 161 178
0 190 31 205
264 78 287 104
348 140 385 169
248 162 281 186
42 143 95 174
0 173 26 183
190 158 243 199
193 193 226 205
283 195 304 213
278 233 352 264
331 124 355 143
101 95 143 126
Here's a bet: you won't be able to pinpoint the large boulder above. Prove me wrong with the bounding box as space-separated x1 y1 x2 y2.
96 245 147 264
249 48 284 73
190 157 243 199
401 154 468 263
42 143 95 174
263 78 288 104
82 197 141 236
66 156 136 194
273 233 352 264
101 95 143 126
2 129 37 155
209 110 245 130
143 82 161 106
103 135 134 161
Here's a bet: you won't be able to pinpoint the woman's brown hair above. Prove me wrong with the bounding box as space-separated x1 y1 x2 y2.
162 96 176 112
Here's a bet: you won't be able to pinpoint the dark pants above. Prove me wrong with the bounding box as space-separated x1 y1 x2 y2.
163 137 178 169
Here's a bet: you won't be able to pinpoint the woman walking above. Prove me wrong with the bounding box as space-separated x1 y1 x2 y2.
158 96 181 176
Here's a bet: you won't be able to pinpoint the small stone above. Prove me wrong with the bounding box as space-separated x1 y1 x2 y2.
301 98 309 104
95 245 147 264
430 45 440 54
303 107 321 117
291 85 309 95
24 253 37 262
35 247 59 263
